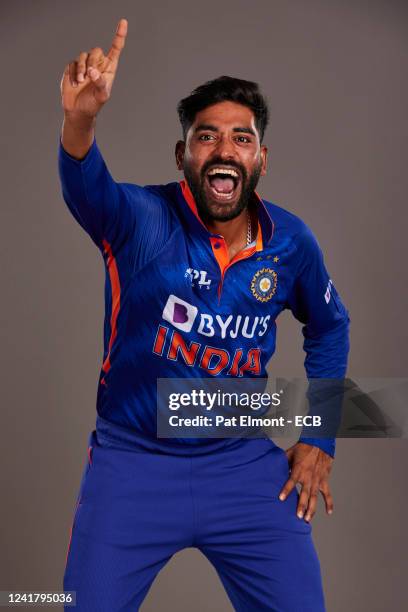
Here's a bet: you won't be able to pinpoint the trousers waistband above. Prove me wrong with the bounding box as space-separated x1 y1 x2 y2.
95 415 267 456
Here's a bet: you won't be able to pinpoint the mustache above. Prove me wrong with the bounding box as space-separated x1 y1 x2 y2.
200 157 247 181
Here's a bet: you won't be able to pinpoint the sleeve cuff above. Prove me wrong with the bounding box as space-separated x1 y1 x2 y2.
58 137 98 169
298 437 336 458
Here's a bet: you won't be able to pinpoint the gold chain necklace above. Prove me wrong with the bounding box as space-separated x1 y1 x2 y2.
246 209 252 245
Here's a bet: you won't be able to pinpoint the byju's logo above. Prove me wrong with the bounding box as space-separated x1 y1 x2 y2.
162 295 198 332
184 268 212 289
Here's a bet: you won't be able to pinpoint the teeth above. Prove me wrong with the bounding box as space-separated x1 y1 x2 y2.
208 167 239 178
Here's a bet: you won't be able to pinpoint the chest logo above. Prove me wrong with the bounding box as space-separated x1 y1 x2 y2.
250 268 278 302
185 268 212 289
162 295 198 332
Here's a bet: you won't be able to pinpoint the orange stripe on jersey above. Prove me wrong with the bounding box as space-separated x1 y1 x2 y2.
65 497 81 567
101 239 121 375
254 219 263 251
180 179 208 230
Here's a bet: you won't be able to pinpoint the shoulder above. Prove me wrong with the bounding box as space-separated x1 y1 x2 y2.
117 180 176 201
116 181 180 217
261 197 319 252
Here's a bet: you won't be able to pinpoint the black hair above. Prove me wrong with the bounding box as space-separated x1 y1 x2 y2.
177 75 269 142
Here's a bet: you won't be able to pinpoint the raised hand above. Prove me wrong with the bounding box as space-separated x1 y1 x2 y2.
60 18 128 119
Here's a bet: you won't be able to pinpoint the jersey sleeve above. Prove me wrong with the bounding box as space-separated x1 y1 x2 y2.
58 138 133 252
287 224 351 458
58 138 171 261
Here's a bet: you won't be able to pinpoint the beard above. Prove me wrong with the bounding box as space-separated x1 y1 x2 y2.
183 157 262 223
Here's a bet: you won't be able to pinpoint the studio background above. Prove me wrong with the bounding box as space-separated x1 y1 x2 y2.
1 0 407 610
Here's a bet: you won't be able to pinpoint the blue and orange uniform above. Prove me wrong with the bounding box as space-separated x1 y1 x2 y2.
59 137 350 611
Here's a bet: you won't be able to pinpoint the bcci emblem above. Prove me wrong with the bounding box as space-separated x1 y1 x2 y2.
250 268 278 302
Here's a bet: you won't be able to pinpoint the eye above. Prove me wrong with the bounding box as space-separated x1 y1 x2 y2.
235 135 251 143
199 134 216 141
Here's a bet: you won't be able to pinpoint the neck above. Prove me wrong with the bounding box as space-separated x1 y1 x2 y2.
205 208 249 248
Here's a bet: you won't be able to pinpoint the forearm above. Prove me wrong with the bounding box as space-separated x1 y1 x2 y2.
298 319 350 457
61 112 96 160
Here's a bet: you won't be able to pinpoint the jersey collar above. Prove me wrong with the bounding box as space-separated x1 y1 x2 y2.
178 179 274 249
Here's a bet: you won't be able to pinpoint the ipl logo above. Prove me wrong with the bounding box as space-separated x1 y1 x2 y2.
184 268 212 289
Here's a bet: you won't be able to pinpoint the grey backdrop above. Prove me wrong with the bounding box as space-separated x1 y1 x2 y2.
1 0 407 610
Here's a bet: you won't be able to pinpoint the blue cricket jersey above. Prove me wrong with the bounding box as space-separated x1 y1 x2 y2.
58 138 350 457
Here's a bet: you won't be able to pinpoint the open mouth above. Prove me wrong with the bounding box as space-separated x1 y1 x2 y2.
206 166 241 201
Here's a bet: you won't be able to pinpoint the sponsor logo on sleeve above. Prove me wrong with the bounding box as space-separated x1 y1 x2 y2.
324 279 333 304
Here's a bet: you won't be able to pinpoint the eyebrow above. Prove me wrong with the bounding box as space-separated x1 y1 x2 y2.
194 124 256 137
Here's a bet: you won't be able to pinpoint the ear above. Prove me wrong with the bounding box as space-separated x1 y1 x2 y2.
260 145 268 176
175 140 185 171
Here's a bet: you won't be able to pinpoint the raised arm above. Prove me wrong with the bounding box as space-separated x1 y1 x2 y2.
58 19 172 263
60 18 128 159
58 19 141 254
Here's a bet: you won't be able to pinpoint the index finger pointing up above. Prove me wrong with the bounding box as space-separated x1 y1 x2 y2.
107 18 128 64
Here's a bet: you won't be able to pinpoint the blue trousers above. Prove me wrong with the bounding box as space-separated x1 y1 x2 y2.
64 417 326 611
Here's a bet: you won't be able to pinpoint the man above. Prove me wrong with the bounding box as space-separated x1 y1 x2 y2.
59 18 350 612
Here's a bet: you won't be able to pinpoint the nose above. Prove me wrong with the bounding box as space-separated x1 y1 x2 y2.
215 135 237 161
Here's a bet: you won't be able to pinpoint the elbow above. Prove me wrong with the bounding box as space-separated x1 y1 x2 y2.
303 314 350 378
